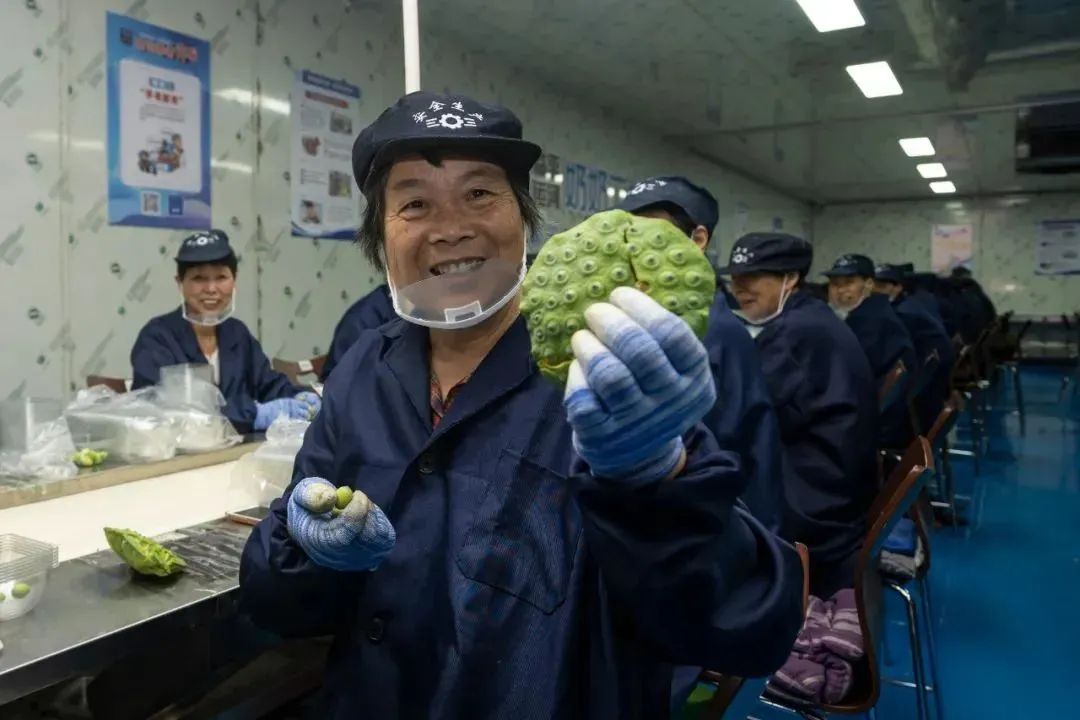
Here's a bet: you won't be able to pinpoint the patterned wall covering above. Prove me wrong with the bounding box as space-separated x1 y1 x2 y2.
812 195 1080 315
0 0 809 402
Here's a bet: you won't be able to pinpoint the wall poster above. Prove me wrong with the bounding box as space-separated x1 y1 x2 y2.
106 13 211 229
290 70 362 240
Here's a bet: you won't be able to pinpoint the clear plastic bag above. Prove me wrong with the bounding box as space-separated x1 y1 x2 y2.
230 416 309 505
64 387 180 464
140 365 240 454
0 417 77 481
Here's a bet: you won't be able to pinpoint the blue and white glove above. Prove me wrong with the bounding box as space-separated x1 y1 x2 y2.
294 391 322 418
286 477 396 571
253 398 312 431
563 287 716 484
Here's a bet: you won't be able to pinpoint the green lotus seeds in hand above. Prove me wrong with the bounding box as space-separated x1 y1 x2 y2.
104 527 188 577
522 209 716 384
335 486 354 510
11 583 31 599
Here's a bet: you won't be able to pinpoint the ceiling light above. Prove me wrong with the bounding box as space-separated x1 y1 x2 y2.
930 181 956 194
794 0 865 33
606 187 616 198
917 163 947 179
846 61 903 98
899 137 935 157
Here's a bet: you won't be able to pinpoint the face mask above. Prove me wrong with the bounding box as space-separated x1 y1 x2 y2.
387 231 528 331
733 273 797 330
182 294 236 327
831 305 850 321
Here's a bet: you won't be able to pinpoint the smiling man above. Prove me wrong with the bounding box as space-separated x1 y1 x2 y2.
130 230 319 432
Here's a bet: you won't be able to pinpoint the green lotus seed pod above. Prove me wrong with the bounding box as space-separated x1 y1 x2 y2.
104 527 187 577
522 210 715 385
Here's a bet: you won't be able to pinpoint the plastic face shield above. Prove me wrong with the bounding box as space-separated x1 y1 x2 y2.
387 243 527 331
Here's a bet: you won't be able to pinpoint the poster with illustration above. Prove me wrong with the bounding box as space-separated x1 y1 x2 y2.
106 13 210 229
291 70 362 239
930 223 974 274
1035 219 1080 275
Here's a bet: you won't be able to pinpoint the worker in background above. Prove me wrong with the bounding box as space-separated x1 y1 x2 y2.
320 284 395 381
618 176 790 713
723 233 877 598
825 254 916 449
874 263 955 433
949 265 998 343
131 230 320 433
618 176 784 530
905 269 958 338
239 92 802 720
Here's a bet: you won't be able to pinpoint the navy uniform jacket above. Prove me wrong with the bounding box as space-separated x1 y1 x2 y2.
239 317 802 720
320 284 395 381
752 291 878 594
130 309 302 433
705 292 785 531
844 294 917 448
893 295 954 433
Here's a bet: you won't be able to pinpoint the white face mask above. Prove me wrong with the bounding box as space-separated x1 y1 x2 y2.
831 305 850 321
733 272 797 331
387 230 528 331
182 294 236 327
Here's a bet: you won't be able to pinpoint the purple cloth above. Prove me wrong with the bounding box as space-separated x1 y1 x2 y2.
770 588 865 704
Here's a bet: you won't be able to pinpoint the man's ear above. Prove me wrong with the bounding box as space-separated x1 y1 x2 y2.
691 225 710 252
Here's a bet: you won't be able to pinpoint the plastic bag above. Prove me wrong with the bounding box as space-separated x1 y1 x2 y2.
230 416 309 505
64 387 179 464
0 417 77 481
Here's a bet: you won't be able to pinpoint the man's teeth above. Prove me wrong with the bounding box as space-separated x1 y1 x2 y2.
435 259 483 275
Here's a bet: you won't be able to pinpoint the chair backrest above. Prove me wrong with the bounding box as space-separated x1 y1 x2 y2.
878 359 908 413
86 375 129 394
272 355 327 387
925 390 963 449
822 437 933 713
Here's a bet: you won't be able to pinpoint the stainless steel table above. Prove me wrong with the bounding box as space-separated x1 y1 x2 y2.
0 519 252 705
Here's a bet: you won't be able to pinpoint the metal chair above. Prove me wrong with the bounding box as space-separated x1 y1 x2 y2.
271 355 327 387
755 438 934 720
924 393 964 528
948 330 992 475
86 375 130 393
907 350 941 438
1060 313 1080 403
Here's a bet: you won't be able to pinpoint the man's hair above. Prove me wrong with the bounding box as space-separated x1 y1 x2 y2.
356 149 541 273
177 252 238 280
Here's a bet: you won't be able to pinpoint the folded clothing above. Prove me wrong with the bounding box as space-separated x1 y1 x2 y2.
879 537 926 581
771 588 865 704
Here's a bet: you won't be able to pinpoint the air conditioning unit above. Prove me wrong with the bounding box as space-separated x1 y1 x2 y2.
1015 99 1080 175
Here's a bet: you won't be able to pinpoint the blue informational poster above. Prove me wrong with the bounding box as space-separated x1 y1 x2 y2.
106 13 211 229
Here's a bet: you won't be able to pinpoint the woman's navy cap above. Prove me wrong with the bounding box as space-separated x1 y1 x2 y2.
617 176 719 236
874 263 907 284
823 254 875 278
718 232 813 275
176 230 232 263
352 91 542 192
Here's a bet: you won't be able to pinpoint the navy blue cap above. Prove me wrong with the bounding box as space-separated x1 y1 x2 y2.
175 230 233 263
352 91 541 192
617 176 719 236
874 263 907 284
718 232 812 275
823 254 875 278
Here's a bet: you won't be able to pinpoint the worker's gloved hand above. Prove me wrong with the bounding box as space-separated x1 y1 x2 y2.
253 398 312 430
563 287 716 484
286 477 396 572
294 391 322 418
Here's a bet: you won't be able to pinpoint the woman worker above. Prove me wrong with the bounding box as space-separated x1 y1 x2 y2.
131 230 320 433
239 92 802 719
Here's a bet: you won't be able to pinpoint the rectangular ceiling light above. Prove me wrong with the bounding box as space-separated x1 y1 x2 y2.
930 181 957 194
899 137 935 157
794 0 866 32
846 61 903 98
917 162 948 179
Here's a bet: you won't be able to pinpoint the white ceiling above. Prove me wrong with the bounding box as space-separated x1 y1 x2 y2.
423 0 1080 204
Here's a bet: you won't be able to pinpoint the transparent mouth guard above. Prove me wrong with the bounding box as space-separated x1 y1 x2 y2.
391 256 525 329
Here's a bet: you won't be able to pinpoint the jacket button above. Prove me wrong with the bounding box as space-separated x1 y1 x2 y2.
417 452 435 474
366 615 386 644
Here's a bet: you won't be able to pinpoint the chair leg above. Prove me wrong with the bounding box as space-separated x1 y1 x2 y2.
1010 364 1025 436
919 578 945 720
887 583 929 720
866 708 878 720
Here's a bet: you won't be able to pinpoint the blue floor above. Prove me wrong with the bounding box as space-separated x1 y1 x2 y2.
720 366 1080 720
